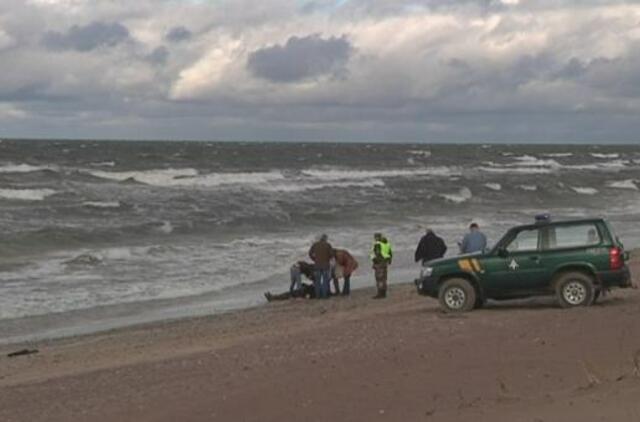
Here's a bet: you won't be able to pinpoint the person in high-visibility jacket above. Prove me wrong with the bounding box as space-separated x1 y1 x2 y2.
371 233 392 298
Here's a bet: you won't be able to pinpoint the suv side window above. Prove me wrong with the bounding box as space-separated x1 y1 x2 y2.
545 224 601 250
506 228 540 252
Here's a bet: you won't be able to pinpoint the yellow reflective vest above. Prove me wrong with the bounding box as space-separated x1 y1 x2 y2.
370 240 392 260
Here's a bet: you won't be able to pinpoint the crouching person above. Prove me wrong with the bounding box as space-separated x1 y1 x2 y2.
332 249 359 296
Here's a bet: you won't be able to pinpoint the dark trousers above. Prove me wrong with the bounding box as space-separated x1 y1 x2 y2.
341 274 352 295
314 269 331 299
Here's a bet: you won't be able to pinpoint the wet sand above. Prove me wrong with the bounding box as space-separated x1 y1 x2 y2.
1 255 639 422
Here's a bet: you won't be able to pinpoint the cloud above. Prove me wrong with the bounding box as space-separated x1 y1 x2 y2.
165 26 192 43
42 21 130 51
147 46 169 64
0 0 639 142
246 34 353 83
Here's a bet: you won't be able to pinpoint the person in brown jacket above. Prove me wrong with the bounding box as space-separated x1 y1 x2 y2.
332 249 359 296
308 234 333 299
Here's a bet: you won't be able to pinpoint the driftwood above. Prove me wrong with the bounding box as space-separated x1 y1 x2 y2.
7 349 39 358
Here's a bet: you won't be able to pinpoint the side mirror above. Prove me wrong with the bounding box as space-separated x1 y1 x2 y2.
497 247 508 258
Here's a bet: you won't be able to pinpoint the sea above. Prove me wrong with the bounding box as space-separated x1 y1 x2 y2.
1 139 639 344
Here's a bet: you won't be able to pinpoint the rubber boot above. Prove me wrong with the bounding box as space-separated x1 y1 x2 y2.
373 289 384 299
333 279 340 296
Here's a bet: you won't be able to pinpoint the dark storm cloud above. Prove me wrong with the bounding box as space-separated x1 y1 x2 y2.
147 46 169 64
43 22 130 52
0 82 59 102
165 26 192 43
246 34 353 83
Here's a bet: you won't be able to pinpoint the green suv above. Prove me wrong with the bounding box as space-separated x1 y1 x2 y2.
415 217 632 312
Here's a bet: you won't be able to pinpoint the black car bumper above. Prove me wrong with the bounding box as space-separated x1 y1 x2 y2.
597 265 632 288
415 275 439 298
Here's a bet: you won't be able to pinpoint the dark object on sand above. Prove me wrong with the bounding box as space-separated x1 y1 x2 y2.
7 348 39 358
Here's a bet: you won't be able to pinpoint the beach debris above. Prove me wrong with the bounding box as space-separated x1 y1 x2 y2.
581 360 602 387
7 348 39 358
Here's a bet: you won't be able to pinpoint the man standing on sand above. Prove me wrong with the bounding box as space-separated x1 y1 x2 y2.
332 249 359 296
309 234 333 299
414 229 447 265
460 223 487 254
370 233 392 299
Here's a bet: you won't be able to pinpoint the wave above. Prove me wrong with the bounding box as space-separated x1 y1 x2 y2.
607 180 638 190
0 188 57 201
86 168 198 185
518 185 538 191
564 160 628 171
590 153 619 159
484 183 502 191
440 187 472 203
571 186 599 195
479 166 553 174
89 161 116 167
541 153 574 158
0 163 52 173
302 166 460 180
407 150 432 158
482 157 628 173
85 168 286 188
258 179 386 193
82 201 122 208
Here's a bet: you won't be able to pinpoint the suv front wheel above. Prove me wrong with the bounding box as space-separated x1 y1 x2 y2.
555 272 595 308
438 278 477 313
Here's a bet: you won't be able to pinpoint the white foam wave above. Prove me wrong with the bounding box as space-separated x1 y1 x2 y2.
82 201 121 208
259 179 386 193
607 180 638 190
157 221 174 234
571 186 599 195
0 163 51 173
591 153 619 159
0 188 57 201
86 168 286 188
302 167 460 181
407 150 432 158
542 153 574 158
440 187 472 203
508 156 562 167
90 161 116 167
564 160 628 171
185 171 286 188
479 166 552 174
484 183 502 191
518 185 538 191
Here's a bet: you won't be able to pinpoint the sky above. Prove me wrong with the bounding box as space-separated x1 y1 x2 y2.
1 0 640 143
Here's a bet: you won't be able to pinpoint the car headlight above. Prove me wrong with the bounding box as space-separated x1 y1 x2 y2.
420 267 434 278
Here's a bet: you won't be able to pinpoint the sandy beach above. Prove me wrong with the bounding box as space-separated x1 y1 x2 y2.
1 254 639 422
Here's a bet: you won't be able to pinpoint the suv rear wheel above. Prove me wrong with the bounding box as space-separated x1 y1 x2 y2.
555 272 595 308
438 278 476 313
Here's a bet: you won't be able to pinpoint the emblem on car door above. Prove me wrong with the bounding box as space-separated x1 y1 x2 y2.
508 259 519 271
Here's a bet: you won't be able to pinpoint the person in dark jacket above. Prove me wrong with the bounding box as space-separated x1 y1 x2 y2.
289 261 315 294
414 229 447 265
265 283 316 301
309 234 334 299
